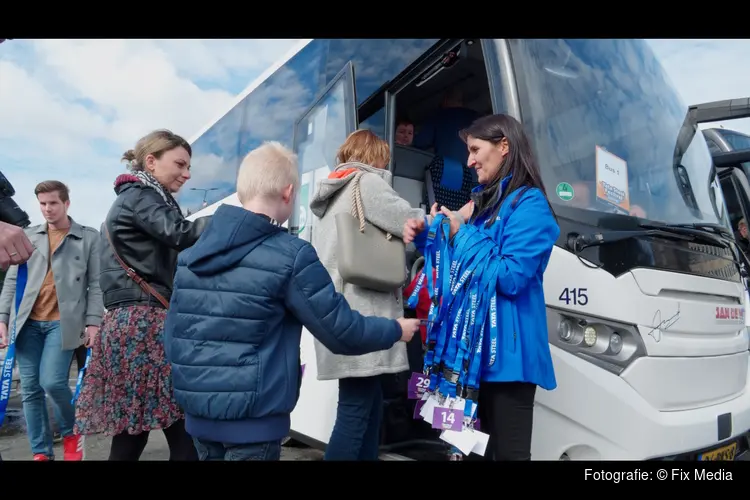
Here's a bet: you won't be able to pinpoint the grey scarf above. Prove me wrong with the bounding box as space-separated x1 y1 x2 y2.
133 170 181 212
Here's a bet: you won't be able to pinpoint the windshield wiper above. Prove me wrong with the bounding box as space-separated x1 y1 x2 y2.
660 222 734 239
568 227 695 252
655 223 750 280
637 223 730 248
568 222 745 278
568 222 731 253
568 224 744 277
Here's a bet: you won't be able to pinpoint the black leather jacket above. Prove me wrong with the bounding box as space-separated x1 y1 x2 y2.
100 176 209 310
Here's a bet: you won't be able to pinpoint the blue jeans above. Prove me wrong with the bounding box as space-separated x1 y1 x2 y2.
324 375 383 461
193 438 282 461
15 320 75 457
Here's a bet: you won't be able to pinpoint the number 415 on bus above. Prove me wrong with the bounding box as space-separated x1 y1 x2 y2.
559 287 588 306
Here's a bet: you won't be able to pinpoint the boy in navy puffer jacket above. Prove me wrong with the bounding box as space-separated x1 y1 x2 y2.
164 141 419 461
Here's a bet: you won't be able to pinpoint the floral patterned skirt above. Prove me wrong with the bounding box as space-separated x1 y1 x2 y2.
74 305 183 436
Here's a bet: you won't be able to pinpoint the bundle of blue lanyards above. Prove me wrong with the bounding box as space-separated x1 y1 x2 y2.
406 213 500 458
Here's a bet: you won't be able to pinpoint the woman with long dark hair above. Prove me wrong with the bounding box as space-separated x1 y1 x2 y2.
403 114 560 461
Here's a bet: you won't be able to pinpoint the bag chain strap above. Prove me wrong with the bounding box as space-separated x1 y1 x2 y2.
351 171 393 241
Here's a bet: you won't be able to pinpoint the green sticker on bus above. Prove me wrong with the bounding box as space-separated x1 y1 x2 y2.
556 182 574 202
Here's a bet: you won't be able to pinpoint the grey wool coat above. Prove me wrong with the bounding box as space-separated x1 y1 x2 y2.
0 218 104 351
309 162 425 380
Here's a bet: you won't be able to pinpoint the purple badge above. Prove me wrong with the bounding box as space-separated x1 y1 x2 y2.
474 418 480 431
407 372 429 399
300 364 306 377
413 399 426 420
432 407 462 431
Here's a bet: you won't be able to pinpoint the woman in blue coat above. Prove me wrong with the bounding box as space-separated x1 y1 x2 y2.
403 114 560 461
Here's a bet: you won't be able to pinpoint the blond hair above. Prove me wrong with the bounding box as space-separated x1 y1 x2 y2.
237 141 299 203
122 129 191 171
336 129 390 167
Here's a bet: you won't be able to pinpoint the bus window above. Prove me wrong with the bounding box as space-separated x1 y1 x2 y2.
360 106 385 139
721 130 750 151
706 138 723 155
291 62 358 243
510 39 718 225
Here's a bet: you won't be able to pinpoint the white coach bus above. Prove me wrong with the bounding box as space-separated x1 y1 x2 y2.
185 39 750 461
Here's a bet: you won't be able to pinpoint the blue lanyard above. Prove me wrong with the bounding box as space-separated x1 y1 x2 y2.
462 252 500 423
71 348 92 404
440 238 496 399
0 263 29 428
438 239 493 397
417 215 463 393
420 220 440 380
426 219 453 391
445 281 479 397
420 217 445 377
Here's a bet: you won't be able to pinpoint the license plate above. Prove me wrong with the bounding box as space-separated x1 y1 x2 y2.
698 442 737 461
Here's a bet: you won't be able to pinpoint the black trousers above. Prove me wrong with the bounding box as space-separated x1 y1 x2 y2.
477 381 537 461
108 419 198 461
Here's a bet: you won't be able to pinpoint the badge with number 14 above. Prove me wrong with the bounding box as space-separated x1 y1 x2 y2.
432 407 462 431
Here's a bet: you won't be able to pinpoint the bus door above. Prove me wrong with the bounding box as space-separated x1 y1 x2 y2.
716 160 750 330
716 152 750 255
287 62 359 444
289 61 358 244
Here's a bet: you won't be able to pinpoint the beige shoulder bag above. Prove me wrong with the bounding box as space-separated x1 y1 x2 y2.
335 172 406 292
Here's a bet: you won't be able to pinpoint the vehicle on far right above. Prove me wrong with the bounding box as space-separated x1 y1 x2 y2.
704 125 750 155
695 99 750 348
694 99 750 252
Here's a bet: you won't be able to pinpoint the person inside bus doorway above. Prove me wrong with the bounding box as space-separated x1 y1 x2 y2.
412 87 480 164
395 117 414 147
735 218 749 255
309 129 426 461
74 130 210 461
403 114 560 461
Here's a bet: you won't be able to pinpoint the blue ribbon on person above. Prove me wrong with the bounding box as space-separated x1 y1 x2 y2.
409 212 500 456
71 347 91 404
0 262 29 428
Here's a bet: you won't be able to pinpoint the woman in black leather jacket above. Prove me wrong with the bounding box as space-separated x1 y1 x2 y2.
74 129 209 460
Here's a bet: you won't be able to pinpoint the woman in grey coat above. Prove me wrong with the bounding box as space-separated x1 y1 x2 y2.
309 129 425 460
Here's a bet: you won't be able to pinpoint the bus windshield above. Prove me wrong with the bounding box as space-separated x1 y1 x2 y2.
509 39 729 229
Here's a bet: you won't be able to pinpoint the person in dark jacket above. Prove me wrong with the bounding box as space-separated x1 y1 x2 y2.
74 129 210 461
164 141 420 461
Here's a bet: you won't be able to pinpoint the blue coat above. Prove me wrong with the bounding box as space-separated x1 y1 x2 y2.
164 204 402 444
414 177 559 390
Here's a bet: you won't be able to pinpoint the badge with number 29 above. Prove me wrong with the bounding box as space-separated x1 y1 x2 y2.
407 372 429 399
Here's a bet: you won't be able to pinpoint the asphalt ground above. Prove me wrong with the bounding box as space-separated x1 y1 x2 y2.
0 366 324 461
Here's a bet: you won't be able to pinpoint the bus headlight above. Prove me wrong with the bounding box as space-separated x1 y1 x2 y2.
583 326 597 346
548 308 645 375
